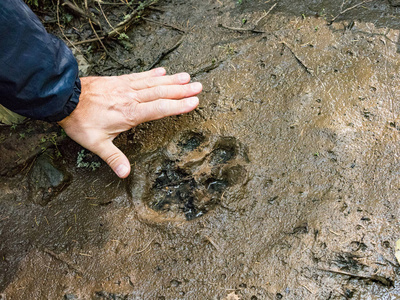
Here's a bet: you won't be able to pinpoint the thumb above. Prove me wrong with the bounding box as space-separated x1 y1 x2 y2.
95 140 131 178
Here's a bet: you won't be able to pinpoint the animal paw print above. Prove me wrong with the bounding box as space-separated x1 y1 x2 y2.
128 131 248 222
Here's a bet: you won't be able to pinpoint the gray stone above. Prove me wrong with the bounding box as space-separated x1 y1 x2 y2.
72 49 91 77
29 151 69 205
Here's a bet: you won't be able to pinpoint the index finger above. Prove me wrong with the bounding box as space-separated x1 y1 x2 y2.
121 67 166 81
134 82 203 102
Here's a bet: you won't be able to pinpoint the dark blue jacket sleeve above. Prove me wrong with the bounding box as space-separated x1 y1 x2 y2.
0 0 80 122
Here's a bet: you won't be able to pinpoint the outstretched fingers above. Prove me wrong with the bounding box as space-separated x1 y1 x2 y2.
129 72 191 90
135 82 203 102
122 67 166 81
135 97 199 124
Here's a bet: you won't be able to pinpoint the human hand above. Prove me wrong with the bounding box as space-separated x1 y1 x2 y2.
58 67 202 178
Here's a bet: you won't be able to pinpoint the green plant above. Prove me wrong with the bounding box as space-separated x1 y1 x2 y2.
63 13 73 23
76 150 101 171
118 33 129 41
25 0 39 7
219 44 236 56
39 132 62 158
60 129 67 138
318 8 327 19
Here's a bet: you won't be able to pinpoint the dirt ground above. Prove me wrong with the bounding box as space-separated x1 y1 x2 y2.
2 0 400 299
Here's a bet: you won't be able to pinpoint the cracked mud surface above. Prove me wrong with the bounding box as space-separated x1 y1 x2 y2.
2 0 400 299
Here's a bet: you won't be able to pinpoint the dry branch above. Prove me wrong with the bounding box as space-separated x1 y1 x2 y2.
219 3 277 34
72 0 157 45
107 0 158 38
280 41 313 74
318 268 394 287
62 0 101 27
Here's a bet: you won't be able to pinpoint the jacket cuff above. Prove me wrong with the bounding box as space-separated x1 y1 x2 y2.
45 77 81 123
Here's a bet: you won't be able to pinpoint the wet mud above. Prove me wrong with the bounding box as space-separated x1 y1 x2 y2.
129 132 248 222
2 0 400 299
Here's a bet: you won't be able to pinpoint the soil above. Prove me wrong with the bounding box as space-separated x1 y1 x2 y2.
2 0 400 299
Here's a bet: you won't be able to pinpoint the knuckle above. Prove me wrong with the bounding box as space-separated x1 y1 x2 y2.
105 151 120 167
155 86 164 99
143 77 152 89
156 101 167 116
123 101 139 126
173 74 181 83
176 86 186 98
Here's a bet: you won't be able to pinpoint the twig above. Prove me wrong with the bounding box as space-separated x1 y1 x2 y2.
219 3 277 34
204 235 222 252
142 17 186 33
88 19 107 53
146 35 185 70
62 0 101 27
300 284 314 294
23 155 37 178
73 1 157 46
329 0 373 24
328 229 340 236
92 1 127 4
190 60 223 77
97 1 115 30
73 37 105 46
107 0 158 39
280 41 313 74
87 18 129 69
219 24 265 34
318 268 393 287
254 3 278 27
148 5 166 12
56 0 81 54
134 237 156 254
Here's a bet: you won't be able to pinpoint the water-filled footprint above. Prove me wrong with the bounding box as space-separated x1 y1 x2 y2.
128 131 248 222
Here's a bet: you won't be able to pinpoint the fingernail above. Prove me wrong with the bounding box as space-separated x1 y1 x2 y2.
115 164 129 177
178 73 190 82
191 82 203 92
155 67 166 76
188 97 199 106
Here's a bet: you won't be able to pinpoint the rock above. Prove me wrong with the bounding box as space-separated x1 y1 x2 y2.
64 294 78 300
29 151 70 206
72 49 91 77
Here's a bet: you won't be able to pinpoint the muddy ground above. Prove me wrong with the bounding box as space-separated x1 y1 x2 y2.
2 0 400 299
